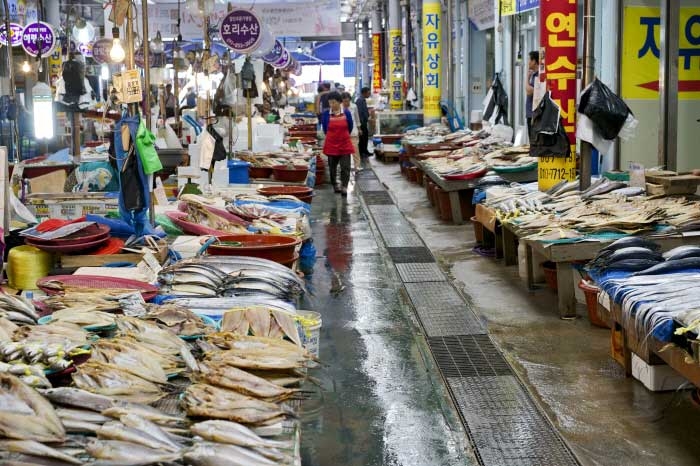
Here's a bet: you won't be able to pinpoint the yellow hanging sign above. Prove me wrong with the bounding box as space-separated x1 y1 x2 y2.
537 155 576 192
422 1 441 122
500 0 516 16
621 7 700 100
389 29 403 110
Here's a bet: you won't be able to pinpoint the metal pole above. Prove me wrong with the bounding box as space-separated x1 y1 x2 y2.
2 0 15 163
142 0 151 130
658 0 679 171
579 0 595 190
444 0 452 109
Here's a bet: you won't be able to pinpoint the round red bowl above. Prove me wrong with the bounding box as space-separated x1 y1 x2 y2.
207 234 301 263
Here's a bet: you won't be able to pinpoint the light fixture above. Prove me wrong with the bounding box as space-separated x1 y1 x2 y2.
150 30 164 54
33 82 54 139
110 27 125 63
21 60 30 73
71 16 95 44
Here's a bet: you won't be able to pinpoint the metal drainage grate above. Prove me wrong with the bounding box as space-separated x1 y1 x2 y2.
395 262 445 282
357 179 386 191
388 246 435 263
355 170 379 180
362 190 394 205
404 282 465 309
428 335 511 377
446 376 581 466
382 232 425 248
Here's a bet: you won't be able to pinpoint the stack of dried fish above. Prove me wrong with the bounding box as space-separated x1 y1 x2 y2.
47 307 115 328
0 293 38 325
221 307 302 346
159 256 306 300
143 303 213 337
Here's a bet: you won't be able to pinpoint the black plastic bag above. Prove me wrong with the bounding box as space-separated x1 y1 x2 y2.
482 74 509 126
530 93 571 158
578 78 631 140
207 124 227 167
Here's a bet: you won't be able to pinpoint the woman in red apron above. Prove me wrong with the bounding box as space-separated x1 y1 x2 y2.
321 91 355 196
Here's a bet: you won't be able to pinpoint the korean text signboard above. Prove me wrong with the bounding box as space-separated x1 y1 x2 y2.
501 0 540 16
622 7 700 99
220 9 262 53
540 0 577 153
389 29 403 110
537 0 577 189
21 21 56 57
0 23 23 47
422 1 442 122
372 33 382 93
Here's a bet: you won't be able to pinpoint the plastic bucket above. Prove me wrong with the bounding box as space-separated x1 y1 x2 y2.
296 310 322 358
228 160 251 184
578 279 610 328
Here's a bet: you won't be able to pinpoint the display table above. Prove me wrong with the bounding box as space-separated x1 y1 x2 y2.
522 233 700 318
414 159 537 225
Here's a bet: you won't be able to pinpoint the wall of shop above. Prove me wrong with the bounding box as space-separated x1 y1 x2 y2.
594 0 620 173
620 0 700 172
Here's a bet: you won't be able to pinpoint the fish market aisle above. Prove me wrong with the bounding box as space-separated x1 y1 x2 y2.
299 184 475 466
369 160 700 466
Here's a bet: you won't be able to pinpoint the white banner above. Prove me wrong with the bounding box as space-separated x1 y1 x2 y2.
145 0 341 40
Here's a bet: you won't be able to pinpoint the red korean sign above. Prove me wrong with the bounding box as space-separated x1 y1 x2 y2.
372 33 382 93
540 0 577 150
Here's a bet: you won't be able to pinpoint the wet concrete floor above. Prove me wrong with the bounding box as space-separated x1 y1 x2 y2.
370 159 700 466
299 182 476 466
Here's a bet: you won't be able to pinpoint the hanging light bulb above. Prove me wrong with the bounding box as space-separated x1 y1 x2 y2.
72 18 96 44
33 82 54 139
110 27 125 63
21 60 30 73
150 30 165 54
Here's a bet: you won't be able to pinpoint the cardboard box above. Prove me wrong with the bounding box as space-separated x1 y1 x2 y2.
631 353 688 392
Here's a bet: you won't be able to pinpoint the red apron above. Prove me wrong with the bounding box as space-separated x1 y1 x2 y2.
323 113 355 156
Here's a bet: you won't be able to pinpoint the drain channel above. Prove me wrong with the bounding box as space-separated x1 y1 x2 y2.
357 169 581 466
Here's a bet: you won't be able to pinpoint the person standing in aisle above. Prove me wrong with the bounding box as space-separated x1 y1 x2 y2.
165 83 176 119
321 92 354 197
525 51 539 140
355 87 371 159
342 92 362 173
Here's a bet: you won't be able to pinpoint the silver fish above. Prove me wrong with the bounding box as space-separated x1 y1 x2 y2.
119 413 183 452
0 439 82 464
85 439 181 465
40 387 116 412
183 442 277 466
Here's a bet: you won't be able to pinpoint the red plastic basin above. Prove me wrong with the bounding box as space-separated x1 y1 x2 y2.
249 166 273 179
272 165 309 182
257 186 314 204
207 234 301 263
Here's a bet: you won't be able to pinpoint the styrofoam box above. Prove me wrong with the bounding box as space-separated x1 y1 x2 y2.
631 353 688 392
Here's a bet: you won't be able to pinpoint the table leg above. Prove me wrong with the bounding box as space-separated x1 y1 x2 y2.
494 227 503 259
449 191 463 224
556 262 577 319
526 244 536 290
503 227 517 266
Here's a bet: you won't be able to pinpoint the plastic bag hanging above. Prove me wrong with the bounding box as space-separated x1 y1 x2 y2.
114 115 151 237
578 78 632 140
529 92 571 158
482 74 509 126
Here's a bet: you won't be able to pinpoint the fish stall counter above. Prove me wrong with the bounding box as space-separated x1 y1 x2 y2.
586 239 700 391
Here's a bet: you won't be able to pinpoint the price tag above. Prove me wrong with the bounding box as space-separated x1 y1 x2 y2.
154 176 169 206
122 69 142 104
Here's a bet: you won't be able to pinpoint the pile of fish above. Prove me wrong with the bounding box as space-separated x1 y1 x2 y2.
0 293 39 325
588 237 700 275
221 306 302 346
0 319 308 463
143 303 214 337
159 256 306 301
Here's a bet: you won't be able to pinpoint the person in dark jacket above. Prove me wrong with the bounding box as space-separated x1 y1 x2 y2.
525 50 539 140
355 87 371 158
321 91 354 196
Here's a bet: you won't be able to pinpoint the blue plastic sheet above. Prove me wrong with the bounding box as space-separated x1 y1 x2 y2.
86 214 165 239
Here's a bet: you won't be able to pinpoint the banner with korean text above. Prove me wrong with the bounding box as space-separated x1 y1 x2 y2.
540 0 577 154
622 7 700 99
422 1 442 122
389 29 403 110
372 33 382 93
